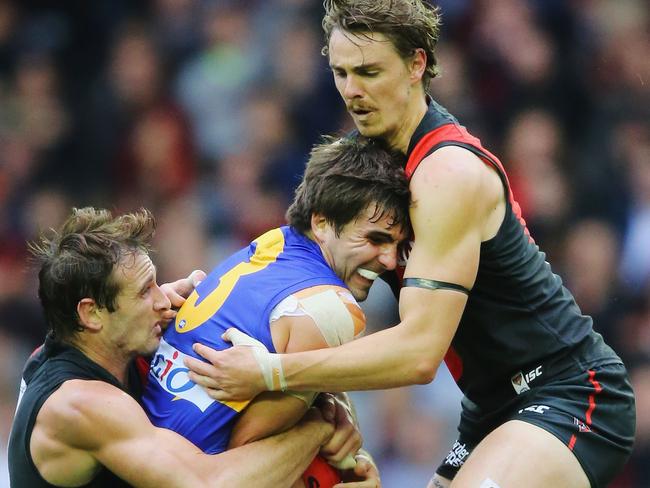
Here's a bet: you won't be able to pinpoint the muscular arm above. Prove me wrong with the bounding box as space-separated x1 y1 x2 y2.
31 379 332 488
280 147 487 391
189 147 505 397
230 286 365 447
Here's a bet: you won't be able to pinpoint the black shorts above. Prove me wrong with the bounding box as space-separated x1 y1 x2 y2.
436 363 636 488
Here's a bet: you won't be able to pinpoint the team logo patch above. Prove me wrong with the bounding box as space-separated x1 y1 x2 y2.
149 338 215 412
511 372 530 394
511 366 542 395
574 417 591 433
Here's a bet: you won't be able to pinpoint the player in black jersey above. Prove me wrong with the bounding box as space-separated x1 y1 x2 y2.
185 1 635 487
8 207 362 488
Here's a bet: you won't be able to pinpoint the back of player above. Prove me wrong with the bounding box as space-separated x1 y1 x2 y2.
142 226 361 453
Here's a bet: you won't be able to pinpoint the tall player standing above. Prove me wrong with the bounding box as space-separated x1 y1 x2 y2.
185 1 636 487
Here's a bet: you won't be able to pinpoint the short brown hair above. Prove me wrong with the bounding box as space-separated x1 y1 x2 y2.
287 135 410 236
29 207 156 343
322 0 442 88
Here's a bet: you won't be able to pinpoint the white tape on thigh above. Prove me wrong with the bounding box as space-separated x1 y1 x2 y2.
298 289 354 347
226 328 287 391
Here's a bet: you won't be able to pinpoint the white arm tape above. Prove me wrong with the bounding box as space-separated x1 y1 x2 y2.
225 328 287 392
298 289 355 347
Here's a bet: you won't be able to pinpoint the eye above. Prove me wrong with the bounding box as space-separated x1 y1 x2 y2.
332 68 347 79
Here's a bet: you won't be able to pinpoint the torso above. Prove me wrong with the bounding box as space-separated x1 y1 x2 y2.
398 100 621 410
8 339 134 487
142 226 346 452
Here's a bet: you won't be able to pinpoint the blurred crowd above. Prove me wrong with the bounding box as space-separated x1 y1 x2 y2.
0 0 648 486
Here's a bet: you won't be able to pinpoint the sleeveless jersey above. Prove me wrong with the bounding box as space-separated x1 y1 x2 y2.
8 337 134 487
142 226 345 453
400 100 620 410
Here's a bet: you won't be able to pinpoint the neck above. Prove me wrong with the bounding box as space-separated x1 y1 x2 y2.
70 337 130 385
387 93 428 154
305 229 335 270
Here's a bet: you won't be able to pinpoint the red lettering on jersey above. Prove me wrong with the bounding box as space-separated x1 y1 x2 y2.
444 346 463 382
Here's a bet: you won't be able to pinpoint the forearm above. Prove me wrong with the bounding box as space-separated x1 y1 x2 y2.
213 414 332 488
280 289 466 392
282 322 436 392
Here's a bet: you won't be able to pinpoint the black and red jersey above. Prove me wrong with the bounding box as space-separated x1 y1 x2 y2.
399 100 620 410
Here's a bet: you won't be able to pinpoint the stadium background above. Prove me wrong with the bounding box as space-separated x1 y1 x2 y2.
0 0 648 485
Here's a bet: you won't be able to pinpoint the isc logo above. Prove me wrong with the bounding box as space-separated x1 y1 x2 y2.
524 366 542 383
149 338 215 412
511 365 543 395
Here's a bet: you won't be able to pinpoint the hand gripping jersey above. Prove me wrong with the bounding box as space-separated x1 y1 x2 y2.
399 100 621 410
9 338 136 487
142 226 348 453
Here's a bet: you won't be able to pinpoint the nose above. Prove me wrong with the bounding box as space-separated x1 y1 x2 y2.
377 243 398 271
153 283 172 311
343 75 363 100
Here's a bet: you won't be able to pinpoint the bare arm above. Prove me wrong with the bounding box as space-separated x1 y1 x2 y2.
187 147 504 397
230 288 365 449
30 380 333 488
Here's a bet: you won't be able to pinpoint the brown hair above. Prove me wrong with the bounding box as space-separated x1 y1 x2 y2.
322 0 442 88
29 207 156 343
287 135 410 236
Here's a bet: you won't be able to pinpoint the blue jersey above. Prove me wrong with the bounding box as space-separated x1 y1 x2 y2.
141 226 344 453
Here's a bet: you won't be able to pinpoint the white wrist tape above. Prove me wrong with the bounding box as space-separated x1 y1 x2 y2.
225 328 287 392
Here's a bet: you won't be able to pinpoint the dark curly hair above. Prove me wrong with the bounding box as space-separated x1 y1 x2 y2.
29 207 156 343
287 135 410 236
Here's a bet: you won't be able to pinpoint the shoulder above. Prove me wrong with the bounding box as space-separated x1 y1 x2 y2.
294 285 366 336
409 146 503 232
410 145 487 196
38 380 142 450
271 285 366 352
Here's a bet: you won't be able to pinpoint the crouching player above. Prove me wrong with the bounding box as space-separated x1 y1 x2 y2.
142 136 410 487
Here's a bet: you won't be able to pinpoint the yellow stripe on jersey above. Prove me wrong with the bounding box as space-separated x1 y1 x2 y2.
175 228 285 333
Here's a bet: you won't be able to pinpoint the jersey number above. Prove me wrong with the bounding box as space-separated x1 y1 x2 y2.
175 229 285 333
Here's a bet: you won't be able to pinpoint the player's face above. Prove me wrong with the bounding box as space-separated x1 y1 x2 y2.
328 28 422 147
103 252 171 357
317 204 407 302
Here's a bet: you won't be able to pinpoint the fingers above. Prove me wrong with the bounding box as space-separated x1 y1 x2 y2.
222 327 266 348
314 393 337 423
160 269 207 308
191 342 223 363
333 455 381 488
320 399 362 464
188 269 206 287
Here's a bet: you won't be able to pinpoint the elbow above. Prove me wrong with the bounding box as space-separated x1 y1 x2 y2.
413 358 438 384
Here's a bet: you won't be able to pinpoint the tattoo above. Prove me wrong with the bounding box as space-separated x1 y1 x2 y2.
403 277 470 295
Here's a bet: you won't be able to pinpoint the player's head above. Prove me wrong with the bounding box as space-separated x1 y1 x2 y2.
287 135 410 300
322 0 441 141
31 207 170 354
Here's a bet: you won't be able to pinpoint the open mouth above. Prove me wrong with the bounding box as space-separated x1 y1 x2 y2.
358 268 379 281
351 108 372 116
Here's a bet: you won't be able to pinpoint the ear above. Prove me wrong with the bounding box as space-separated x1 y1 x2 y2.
409 48 427 84
77 298 104 333
310 214 330 242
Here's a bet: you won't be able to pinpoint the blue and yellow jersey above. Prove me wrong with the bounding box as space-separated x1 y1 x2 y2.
141 226 345 453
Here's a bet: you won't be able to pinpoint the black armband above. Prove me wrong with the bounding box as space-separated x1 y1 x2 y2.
402 278 470 295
